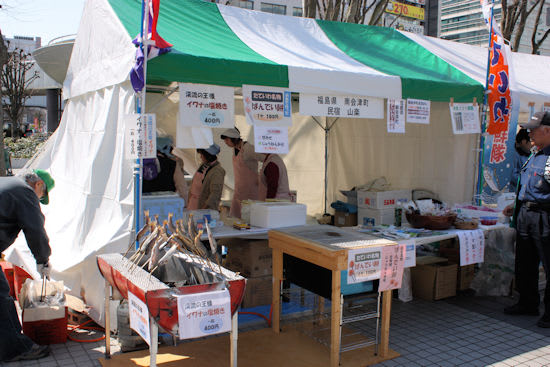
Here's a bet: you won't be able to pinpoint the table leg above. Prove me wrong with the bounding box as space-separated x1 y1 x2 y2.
272 248 283 334
379 290 392 358
230 309 238 367
104 279 111 359
331 270 341 367
150 316 158 367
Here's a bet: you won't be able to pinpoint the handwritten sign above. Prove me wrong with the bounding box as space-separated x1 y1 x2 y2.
450 103 480 134
347 247 382 284
407 99 430 124
254 126 289 154
399 239 416 268
457 229 485 266
299 93 384 119
378 244 406 292
125 114 156 159
128 291 151 345
242 85 292 127
179 83 234 128
387 99 405 133
176 289 231 340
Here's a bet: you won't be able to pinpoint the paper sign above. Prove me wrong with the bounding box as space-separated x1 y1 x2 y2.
179 83 234 128
298 93 384 119
450 103 481 134
347 247 382 284
176 289 232 340
399 239 416 268
254 126 289 154
406 99 430 124
128 291 151 345
378 244 406 292
242 85 292 126
458 229 485 266
387 99 405 133
125 114 156 159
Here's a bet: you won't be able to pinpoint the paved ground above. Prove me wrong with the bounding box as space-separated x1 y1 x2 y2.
2 291 550 366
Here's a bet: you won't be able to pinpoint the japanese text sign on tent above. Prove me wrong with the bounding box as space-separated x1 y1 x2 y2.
347 247 382 284
176 289 231 340
128 291 151 345
406 99 430 124
450 103 480 134
458 229 485 266
125 113 156 159
179 83 234 129
242 85 292 127
387 99 405 133
379 244 406 292
298 93 384 119
254 126 289 154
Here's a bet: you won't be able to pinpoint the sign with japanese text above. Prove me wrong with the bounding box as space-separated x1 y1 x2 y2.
179 83 234 128
386 1 425 20
387 99 405 133
176 289 231 340
383 14 424 34
406 99 430 124
457 229 485 266
450 103 480 134
347 247 382 284
125 113 156 159
128 291 151 345
299 93 384 119
378 244 406 292
398 239 416 268
242 85 292 127
253 126 289 154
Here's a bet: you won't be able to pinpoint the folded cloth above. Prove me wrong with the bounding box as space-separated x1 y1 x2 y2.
330 200 358 214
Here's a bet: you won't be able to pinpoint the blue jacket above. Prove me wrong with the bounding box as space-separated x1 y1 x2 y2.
518 145 550 203
510 146 531 192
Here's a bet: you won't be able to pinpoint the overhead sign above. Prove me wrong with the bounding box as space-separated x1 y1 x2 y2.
299 93 384 119
242 85 292 127
125 113 156 159
179 83 235 128
386 1 425 20
450 103 480 134
254 126 289 154
128 291 151 345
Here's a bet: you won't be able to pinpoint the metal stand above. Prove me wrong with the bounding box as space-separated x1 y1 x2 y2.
104 279 111 359
230 309 239 367
149 316 159 367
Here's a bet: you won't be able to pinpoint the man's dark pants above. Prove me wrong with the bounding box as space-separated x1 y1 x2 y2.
0 269 34 360
515 205 550 314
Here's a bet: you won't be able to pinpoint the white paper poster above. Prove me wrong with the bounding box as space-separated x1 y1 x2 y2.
128 291 151 345
242 85 292 126
457 229 485 266
378 244 406 292
176 289 232 340
399 239 416 268
450 103 481 134
179 83 234 128
125 113 156 159
387 99 405 133
254 126 289 154
176 121 213 149
347 247 382 284
299 93 384 119
406 99 430 124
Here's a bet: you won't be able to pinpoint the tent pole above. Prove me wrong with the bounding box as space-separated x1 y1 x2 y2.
312 116 339 215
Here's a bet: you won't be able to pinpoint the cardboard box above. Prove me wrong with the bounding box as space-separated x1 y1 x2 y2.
241 276 272 308
457 264 475 291
357 190 411 209
411 256 457 301
358 207 395 226
438 240 476 290
223 239 272 278
334 211 357 227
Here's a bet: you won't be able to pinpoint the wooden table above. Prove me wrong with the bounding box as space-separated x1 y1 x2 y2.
268 225 395 367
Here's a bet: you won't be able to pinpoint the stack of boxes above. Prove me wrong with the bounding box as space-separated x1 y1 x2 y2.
357 189 411 226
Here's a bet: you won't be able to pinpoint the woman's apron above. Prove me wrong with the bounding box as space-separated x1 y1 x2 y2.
187 169 205 210
230 148 259 218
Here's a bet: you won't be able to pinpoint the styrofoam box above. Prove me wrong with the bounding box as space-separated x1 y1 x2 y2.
142 193 186 224
357 190 411 209
358 207 395 226
250 202 307 228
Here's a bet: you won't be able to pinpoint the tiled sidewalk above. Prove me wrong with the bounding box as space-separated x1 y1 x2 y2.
3 294 550 366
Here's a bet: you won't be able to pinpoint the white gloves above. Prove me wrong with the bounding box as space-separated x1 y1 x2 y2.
37 262 51 280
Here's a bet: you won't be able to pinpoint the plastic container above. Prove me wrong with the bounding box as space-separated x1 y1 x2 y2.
480 216 498 225
22 307 68 345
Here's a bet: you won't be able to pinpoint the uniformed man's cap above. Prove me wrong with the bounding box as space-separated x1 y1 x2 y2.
33 169 55 205
521 111 550 129
220 128 240 139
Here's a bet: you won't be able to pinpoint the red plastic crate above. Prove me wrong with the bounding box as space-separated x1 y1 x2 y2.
0 261 15 298
13 266 33 302
22 307 68 345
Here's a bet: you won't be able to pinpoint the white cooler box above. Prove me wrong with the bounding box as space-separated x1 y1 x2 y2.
358 207 395 226
250 202 307 228
357 190 411 209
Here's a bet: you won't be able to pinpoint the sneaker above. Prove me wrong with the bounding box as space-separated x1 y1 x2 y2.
537 314 550 328
503 303 539 316
6 344 50 362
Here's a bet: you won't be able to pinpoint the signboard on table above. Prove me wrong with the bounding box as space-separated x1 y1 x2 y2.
347 247 382 284
125 113 156 159
457 229 485 266
299 93 384 119
128 291 151 345
407 99 430 124
399 239 416 268
387 99 405 133
450 103 480 134
254 126 289 154
242 85 292 127
176 289 232 339
378 244 406 292
179 83 235 128
386 1 425 20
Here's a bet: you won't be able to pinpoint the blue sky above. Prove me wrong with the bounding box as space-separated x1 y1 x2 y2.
0 0 86 45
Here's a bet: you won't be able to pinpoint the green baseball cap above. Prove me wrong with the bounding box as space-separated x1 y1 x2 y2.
33 169 55 205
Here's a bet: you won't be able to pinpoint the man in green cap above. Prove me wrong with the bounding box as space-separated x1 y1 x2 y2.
0 169 55 361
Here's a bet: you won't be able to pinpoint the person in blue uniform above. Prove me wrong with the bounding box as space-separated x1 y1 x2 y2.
503 112 550 328
509 128 532 192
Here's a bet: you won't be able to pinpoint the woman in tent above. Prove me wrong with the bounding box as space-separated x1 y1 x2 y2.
259 153 291 201
220 127 264 217
187 144 225 210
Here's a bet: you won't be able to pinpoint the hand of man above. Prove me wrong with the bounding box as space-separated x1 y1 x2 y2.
503 204 514 217
37 262 51 280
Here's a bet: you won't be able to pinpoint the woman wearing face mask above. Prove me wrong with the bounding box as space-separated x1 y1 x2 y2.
187 144 225 210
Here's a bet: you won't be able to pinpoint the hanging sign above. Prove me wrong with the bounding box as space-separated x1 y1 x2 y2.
458 229 485 266
179 83 234 128
128 291 151 345
399 239 416 268
450 103 480 134
242 85 292 127
347 246 382 284
406 99 430 124
254 126 289 154
176 289 232 340
298 93 384 119
378 244 406 292
387 99 405 133
125 113 156 159
386 1 425 20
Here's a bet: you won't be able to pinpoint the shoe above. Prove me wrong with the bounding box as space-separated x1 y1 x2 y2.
6 344 50 362
503 303 539 316
537 314 550 328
